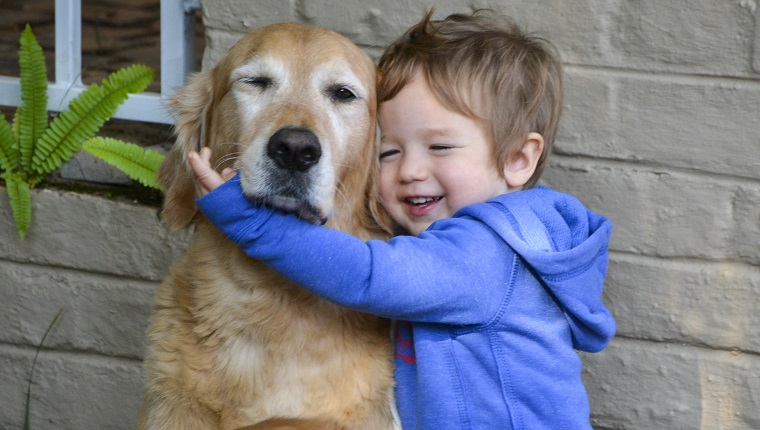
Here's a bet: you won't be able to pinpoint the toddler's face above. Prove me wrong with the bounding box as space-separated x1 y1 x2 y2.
377 72 510 236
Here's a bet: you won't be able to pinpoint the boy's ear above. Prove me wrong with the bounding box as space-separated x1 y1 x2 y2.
504 132 544 189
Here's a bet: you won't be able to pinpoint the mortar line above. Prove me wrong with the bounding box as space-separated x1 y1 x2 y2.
608 335 760 358
0 256 164 285
549 153 760 187
608 250 760 272
0 340 145 365
564 63 760 89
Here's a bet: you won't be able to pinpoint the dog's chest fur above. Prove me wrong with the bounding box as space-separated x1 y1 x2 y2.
148 224 393 427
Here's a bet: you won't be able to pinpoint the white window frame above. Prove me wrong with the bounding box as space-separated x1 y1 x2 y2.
0 0 200 124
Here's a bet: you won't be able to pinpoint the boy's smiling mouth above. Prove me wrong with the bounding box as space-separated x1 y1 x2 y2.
403 196 443 217
406 196 442 205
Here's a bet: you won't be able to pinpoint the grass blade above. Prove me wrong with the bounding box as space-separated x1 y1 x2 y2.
24 309 63 430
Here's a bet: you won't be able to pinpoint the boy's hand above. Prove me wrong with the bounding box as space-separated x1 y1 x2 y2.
188 147 235 197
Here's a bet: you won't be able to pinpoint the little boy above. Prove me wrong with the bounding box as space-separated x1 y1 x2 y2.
189 10 615 429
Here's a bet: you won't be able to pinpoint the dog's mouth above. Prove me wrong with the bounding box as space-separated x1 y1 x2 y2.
237 126 330 225
249 194 327 225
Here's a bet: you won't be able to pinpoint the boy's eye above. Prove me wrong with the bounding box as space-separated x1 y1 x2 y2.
379 149 400 160
430 144 453 151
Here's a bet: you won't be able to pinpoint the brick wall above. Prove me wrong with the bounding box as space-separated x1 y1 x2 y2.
0 189 191 429
1 1 758 429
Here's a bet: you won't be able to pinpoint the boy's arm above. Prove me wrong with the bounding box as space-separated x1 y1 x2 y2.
189 148 386 314
196 176 378 310
195 177 509 324
190 148 507 323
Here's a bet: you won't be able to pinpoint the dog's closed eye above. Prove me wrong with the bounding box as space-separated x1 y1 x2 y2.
241 76 273 89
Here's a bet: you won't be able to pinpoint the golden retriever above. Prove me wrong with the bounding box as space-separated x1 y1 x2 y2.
138 23 396 430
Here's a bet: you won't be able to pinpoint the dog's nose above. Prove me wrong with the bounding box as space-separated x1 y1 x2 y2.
267 127 322 172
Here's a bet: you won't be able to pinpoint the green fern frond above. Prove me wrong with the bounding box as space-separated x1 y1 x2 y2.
82 137 164 189
13 107 21 141
31 64 155 176
18 24 49 172
5 173 32 239
0 113 19 172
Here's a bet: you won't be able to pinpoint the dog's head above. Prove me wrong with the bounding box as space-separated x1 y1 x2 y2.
159 23 391 237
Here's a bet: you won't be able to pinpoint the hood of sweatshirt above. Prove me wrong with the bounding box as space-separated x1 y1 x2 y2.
459 186 616 352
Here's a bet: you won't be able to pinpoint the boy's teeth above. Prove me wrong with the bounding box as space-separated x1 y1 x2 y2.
408 197 438 204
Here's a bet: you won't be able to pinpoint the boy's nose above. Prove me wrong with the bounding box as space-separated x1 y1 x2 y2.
398 155 428 183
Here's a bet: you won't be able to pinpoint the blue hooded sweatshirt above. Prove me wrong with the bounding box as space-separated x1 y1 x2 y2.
197 176 615 429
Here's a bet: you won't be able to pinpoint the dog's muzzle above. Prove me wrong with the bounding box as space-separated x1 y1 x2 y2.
249 127 328 225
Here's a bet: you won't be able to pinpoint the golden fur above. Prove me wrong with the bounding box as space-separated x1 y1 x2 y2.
138 23 395 430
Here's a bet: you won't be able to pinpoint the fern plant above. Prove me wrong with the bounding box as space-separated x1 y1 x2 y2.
82 137 164 189
0 24 162 239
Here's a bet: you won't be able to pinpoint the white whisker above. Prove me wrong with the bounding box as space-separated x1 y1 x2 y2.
207 141 244 171
215 153 243 171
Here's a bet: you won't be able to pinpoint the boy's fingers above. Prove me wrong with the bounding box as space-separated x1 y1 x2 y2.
222 168 236 181
187 151 208 177
199 146 213 163
200 172 225 191
188 150 225 193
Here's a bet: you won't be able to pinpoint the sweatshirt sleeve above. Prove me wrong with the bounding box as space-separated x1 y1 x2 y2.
196 176 512 325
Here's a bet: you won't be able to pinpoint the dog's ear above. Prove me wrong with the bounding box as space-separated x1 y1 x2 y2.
158 72 214 230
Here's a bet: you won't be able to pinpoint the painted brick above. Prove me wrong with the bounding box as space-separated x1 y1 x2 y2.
56 150 133 185
604 254 760 354
0 347 143 430
0 347 31 430
0 187 191 282
467 1 758 77
482 0 756 77
201 0 294 33
0 260 156 359
558 70 619 157
608 1 757 77
542 157 760 266
296 1 410 46
201 28 247 70
754 1 760 73
473 0 619 65
582 339 760 430
730 186 760 263
559 68 760 180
